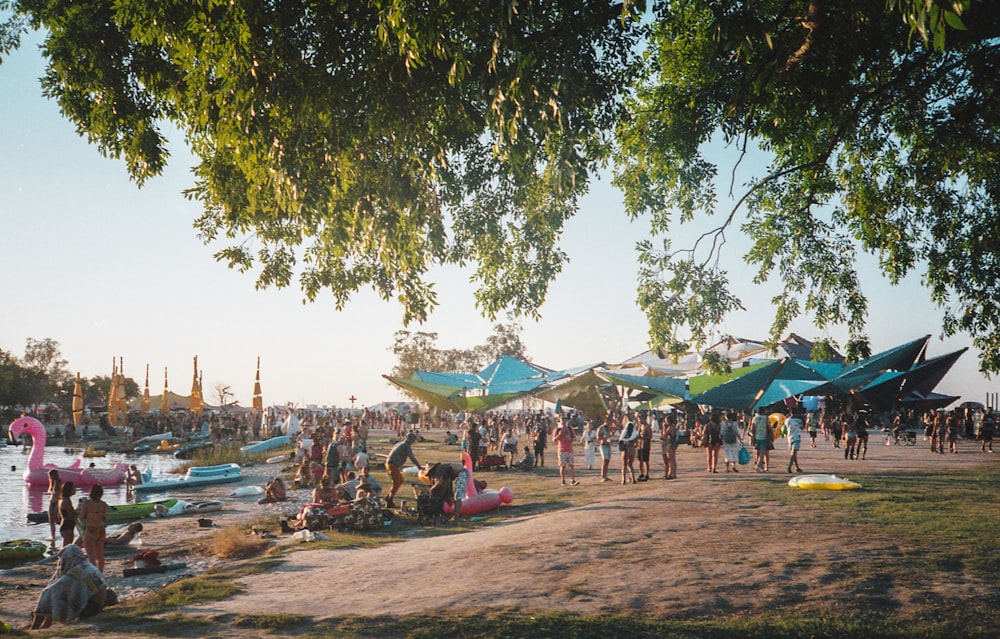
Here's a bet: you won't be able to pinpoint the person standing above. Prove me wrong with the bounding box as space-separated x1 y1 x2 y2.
500 427 519 468
581 422 598 470
785 409 804 473
701 412 723 473
323 435 340 482
618 420 639 484
58 481 76 549
47 470 62 550
753 407 772 472
720 411 743 473
636 416 653 481
78 484 109 573
596 419 613 481
533 420 548 468
384 431 421 509
806 411 819 448
660 415 678 480
855 412 870 460
552 417 579 486
979 410 995 453
843 413 858 460
430 460 470 523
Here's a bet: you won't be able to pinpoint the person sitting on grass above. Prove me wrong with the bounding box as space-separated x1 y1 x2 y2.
259 477 288 504
30 545 109 629
311 477 340 504
514 446 535 471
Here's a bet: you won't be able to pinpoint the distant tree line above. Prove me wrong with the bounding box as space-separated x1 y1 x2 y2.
0 338 136 421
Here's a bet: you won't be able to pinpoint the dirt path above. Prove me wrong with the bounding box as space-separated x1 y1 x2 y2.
184 437 995 620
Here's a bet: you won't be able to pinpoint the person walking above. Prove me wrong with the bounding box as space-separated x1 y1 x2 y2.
552 417 579 486
701 412 723 473
752 407 772 472
720 411 743 473
384 432 421 509
979 410 995 453
785 409 804 473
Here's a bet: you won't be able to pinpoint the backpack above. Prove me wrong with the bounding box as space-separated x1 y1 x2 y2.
721 422 737 444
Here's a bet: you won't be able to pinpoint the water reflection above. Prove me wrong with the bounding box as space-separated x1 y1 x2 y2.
1 447 180 547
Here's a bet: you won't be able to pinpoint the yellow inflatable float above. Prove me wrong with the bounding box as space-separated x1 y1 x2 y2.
82 445 107 458
788 474 861 490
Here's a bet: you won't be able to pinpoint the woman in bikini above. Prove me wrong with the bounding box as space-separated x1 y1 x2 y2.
79 484 110 572
58 481 77 548
47 469 63 548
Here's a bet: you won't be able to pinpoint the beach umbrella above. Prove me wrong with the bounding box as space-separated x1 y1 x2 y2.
162 367 170 414
72 372 84 427
141 364 150 415
189 356 203 415
252 356 263 412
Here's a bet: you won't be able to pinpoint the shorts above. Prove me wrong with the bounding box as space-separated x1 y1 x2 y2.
755 439 769 451
558 451 574 468
503 443 517 453
788 439 801 451
637 446 650 463
386 462 404 489
600 444 612 460
454 469 470 501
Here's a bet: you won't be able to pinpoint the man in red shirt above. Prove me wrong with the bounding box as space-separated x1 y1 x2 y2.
552 417 579 486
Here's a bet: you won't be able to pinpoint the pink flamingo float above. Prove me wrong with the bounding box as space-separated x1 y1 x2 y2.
8 416 127 487
420 451 514 516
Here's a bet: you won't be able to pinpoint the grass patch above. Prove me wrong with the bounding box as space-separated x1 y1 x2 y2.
758 468 1000 586
232 612 312 632
309 610 1000 639
210 523 275 559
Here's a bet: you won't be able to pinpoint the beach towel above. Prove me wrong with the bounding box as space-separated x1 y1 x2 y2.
34 545 107 622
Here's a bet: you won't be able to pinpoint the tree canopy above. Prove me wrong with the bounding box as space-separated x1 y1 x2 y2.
390 322 527 381
3 1 999 374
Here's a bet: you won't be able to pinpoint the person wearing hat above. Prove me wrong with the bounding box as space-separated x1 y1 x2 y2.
384 432 421 509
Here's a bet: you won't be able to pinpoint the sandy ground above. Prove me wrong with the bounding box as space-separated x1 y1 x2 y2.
2 430 996 632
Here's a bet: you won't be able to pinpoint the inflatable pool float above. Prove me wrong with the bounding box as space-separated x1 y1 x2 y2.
441 452 514 516
133 444 151 452
134 463 243 493
0 539 47 561
230 485 266 497
266 454 290 464
156 439 182 452
240 435 291 455
27 498 181 524
7 416 127 487
788 474 861 490
152 499 224 517
406 465 432 485
173 440 214 460
82 446 107 458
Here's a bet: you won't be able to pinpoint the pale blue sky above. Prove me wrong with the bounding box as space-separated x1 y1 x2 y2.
1 34 992 409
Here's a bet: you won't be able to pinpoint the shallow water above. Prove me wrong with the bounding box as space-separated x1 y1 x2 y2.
0 443 180 549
